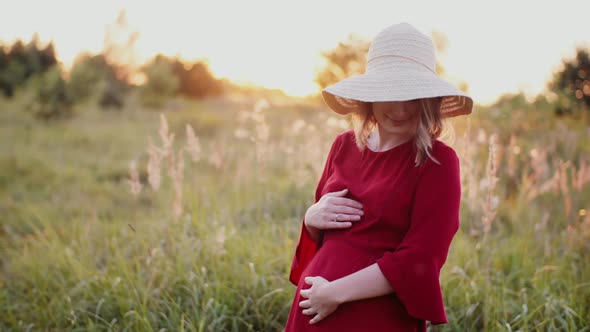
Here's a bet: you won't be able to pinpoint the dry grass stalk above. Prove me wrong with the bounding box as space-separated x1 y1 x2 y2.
557 160 572 217
507 133 519 178
128 112 202 220
482 133 499 234
147 137 163 191
185 124 201 162
171 149 184 220
207 142 224 170
127 160 142 196
252 100 270 168
565 208 590 249
460 118 480 216
529 147 549 183
573 159 590 191
525 146 552 202
159 113 175 157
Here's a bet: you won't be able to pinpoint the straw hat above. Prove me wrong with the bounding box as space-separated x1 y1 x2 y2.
321 22 473 118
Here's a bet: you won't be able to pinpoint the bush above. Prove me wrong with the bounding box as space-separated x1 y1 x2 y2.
67 54 126 109
139 55 179 108
26 66 73 120
0 37 57 97
548 47 590 119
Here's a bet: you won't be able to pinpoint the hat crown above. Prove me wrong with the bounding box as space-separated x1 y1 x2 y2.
367 23 436 74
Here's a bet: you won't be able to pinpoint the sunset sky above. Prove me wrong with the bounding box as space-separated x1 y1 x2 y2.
2 0 589 105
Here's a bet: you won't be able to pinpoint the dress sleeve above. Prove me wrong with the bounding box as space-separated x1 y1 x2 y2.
375 143 461 324
288 132 344 286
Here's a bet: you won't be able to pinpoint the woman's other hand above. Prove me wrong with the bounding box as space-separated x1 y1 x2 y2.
304 188 364 231
299 276 341 324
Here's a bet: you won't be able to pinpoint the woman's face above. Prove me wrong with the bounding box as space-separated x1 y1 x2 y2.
371 100 421 136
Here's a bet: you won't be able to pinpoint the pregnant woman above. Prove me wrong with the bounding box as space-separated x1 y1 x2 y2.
284 23 474 331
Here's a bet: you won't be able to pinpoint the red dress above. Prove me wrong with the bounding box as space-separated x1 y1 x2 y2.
284 130 461 332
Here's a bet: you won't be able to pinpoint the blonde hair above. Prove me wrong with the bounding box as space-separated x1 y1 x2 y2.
350 97 453 167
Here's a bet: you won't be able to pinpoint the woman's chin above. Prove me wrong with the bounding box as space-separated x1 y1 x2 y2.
383 124 409 134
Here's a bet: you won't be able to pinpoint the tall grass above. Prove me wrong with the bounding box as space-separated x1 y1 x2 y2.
1 94 589 331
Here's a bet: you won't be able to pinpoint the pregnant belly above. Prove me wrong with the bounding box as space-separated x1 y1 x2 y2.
303 238 383 282
292 239 425 331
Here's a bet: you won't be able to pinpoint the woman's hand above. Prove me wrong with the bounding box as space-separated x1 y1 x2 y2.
299 276 341 324
304 188 364 231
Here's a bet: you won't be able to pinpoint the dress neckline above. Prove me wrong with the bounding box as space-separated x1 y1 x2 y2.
365 135 415 154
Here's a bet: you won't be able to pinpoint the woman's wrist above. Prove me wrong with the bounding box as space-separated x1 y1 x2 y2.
304 209 320 235
304 222 321 243
323 264 394 305
325 279 348 305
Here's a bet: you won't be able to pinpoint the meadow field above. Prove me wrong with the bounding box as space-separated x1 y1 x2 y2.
1 93 589 331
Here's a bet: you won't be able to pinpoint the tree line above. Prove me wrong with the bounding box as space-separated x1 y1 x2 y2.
0 11 225 120
0 38 224 120
1 20 588 122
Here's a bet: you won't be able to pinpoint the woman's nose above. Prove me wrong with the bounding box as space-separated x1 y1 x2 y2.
390 108 411 118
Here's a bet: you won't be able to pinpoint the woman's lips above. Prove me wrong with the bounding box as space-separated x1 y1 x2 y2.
387 115 408 124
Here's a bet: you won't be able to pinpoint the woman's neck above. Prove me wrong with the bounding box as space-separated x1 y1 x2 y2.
369 127 414 152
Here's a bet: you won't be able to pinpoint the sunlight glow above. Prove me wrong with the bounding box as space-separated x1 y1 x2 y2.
1 0 589 103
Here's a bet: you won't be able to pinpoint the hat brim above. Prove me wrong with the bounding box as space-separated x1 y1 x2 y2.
321 71 473 118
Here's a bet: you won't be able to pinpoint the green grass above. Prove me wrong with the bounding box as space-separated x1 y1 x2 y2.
1 93 589 331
